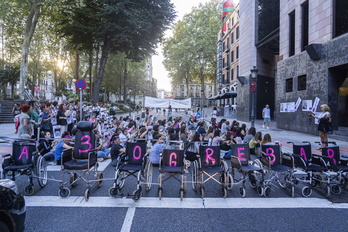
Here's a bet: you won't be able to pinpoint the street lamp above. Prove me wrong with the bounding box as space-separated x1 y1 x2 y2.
250 66 258 128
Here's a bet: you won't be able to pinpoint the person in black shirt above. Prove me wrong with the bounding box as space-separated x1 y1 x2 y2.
110 135 126 167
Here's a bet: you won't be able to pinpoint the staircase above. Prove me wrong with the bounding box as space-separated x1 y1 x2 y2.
0 100 22 123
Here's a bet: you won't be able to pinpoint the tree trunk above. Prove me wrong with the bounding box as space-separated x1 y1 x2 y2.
92 37 111 103
19 0 41 100
75 51 80 81
200 65 205 108
89 51 93 101
123 60 128 103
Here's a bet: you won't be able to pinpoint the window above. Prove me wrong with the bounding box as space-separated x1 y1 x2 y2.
301 1 309 51
334 0 348 37
236 26 239 39
232 16 234 26
258 0 280 42
231 50 234 62
231 68 234 81
286 78 293 92
236 46 239 59
226 71 230 83
237 65 239 77
231 32 234 44
289 11 295 56
298 75 307 90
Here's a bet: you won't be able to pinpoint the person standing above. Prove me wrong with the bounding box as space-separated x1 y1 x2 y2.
18 104 32 137
309 104 332 149
57 103 68 134
262 104 271 129
12 103 21 133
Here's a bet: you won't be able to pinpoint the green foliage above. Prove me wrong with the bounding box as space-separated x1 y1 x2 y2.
0 64 20 86
163 0 221 90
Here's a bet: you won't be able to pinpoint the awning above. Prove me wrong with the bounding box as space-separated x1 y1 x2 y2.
208 95 220 100
221 91 237 98
208 91 237 100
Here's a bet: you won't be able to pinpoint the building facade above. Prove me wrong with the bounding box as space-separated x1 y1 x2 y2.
172 82 215 107
235 0 278 123
216 4 240 108
276 0 348 135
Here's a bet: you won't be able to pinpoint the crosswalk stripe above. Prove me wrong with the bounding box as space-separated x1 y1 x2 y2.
24 196 348 209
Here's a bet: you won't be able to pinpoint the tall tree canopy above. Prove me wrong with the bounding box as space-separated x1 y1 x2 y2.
163 0 221 102
58 0 176 103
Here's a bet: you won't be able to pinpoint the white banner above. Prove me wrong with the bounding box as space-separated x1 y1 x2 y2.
145 97 191 108
170 98 191 108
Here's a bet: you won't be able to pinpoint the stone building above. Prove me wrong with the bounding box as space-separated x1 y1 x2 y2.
276 0 348 136
216 3 240 108
172 82 215 107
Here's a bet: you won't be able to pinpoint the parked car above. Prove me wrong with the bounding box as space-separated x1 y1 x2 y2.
0 179 26 232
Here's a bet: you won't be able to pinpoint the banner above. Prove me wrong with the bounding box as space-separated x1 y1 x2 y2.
145 97 191 109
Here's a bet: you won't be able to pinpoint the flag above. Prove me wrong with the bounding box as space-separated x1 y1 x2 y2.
222 0 235 36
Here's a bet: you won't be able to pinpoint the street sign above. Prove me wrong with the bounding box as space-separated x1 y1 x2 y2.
75 79 87 90
196 112 201 118
250 82 257 92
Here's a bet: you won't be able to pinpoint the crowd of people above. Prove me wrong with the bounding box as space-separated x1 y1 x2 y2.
10 100 282 166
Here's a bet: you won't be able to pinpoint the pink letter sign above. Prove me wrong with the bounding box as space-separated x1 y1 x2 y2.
327 149 336 164
265 148 276 164
237 147 246 162
205 148 216 165
18 146 29 160
169 152 177 167
300 147 307 161
133 145 142 160
79 135 92 153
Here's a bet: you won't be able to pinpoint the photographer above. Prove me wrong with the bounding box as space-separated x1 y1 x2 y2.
309 104 332 149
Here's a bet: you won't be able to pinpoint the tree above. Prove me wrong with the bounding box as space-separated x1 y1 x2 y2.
0 64 20 98
58 0 176 103
163 0 221 104
18 0 44 99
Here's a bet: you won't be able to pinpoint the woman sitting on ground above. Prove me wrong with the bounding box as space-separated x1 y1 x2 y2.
244 127 256 143
249 131 262 155
261 133 273 145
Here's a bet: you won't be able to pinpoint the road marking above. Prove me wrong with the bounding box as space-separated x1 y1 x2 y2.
24 196 348 209
121 207 136 232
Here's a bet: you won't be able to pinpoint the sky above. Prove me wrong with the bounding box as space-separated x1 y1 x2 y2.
153 0 212 92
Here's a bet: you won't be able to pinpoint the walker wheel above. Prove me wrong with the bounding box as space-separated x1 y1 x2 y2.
58 187 70 198
24 185 35 196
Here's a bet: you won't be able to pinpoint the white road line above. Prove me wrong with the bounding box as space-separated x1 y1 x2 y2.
24 196 348 209
121 207 136 232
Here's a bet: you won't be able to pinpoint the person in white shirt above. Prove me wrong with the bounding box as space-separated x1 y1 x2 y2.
262 104 271 129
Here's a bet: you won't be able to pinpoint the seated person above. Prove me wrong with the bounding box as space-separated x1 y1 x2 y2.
212 129 223 146
110 135 126 167
196 121 206 137
221 131 233 159
97 135 111 162
37 131 56 161
249 131 262 155
233 127 245 144
185 132 201 162
149 134 164 166
261 133 273 145
54 131 74 165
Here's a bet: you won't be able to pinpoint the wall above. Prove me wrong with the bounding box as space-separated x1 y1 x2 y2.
276 33 348 134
